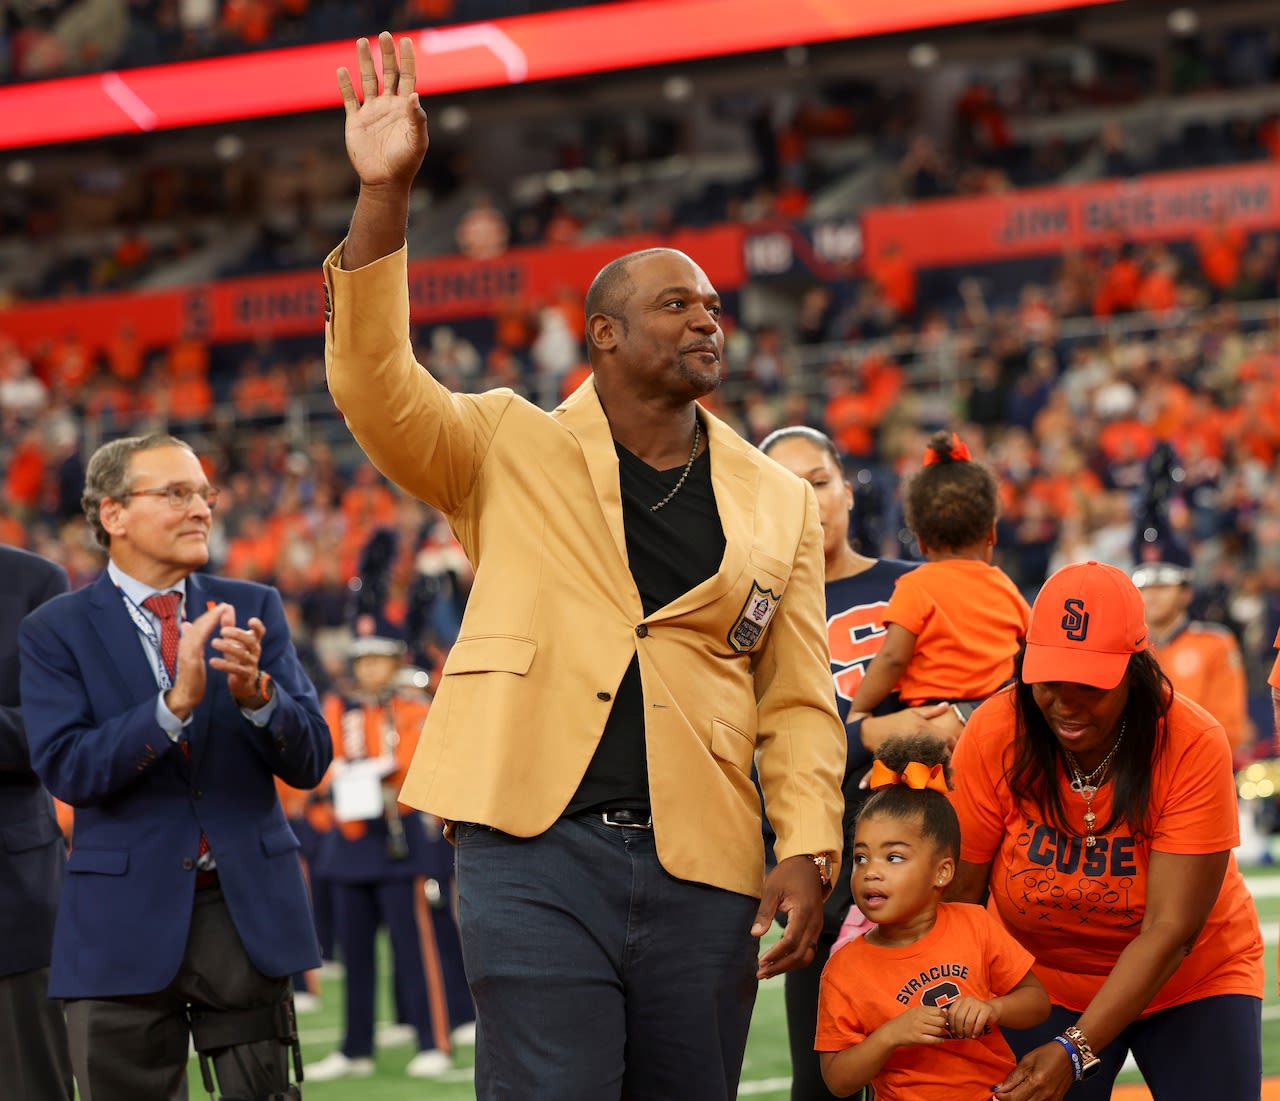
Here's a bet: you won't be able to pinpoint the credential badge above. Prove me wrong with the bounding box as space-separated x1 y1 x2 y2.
728 581 782 653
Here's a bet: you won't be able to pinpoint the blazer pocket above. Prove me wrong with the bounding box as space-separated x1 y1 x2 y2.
750 549 793 585
442 635 537 676
261 823 302 857
710 718 755 774
0 814 61 853
66 848 129 875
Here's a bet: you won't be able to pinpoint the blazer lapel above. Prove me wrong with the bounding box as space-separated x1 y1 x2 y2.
184 573 214 774
88 574 172 708
554 378 632 574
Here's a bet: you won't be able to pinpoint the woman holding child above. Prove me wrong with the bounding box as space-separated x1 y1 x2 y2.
949 560 1263 1100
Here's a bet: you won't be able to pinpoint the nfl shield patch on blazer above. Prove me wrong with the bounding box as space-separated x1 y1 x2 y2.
728 581 781 652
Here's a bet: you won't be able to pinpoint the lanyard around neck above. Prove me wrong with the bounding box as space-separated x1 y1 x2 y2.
116 587 183 691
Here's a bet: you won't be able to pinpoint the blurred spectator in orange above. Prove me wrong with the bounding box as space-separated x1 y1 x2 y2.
167 373 214 426
224 513 283 581
867 241 916 322
105 321 145 382
1136 245 1181 314
1093 244 1142 316
232 359 290 423
44 330 93 399
168 327 210 379
1196 211 1246 297
5 429 47 514
221 0 275 46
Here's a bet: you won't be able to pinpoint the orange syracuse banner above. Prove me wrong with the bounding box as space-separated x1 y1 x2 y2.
862 161 1280 267
0 225 745 354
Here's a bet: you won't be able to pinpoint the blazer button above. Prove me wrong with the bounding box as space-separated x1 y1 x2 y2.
596 691 611 701
635 624 648 638
182 857 195 870
192 789 203 800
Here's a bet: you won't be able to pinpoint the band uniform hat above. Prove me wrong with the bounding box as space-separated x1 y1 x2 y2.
1022 560 1148 690
347 612 408 661
1130 540 1193 590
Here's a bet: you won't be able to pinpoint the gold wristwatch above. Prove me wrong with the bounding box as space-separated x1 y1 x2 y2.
809 852 834 892
1062 1025 1101 1080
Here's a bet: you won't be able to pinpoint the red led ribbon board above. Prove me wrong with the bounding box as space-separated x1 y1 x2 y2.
0 225 745 351
1 0 1117 150
861 162 1280 267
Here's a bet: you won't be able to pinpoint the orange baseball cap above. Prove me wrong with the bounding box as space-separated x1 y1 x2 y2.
1022 561 1148 689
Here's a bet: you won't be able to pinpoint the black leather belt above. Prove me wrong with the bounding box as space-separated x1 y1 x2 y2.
595 808 653 829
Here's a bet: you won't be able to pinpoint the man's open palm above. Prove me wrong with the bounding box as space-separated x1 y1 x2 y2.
337 32 429 190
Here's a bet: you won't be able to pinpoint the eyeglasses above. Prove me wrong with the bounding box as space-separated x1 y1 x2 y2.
122 483 221 511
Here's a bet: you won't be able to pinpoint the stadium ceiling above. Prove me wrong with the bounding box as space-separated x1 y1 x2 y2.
0 0 1121 151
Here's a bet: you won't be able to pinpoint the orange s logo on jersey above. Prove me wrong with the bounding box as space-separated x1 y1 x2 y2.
829 600 891 703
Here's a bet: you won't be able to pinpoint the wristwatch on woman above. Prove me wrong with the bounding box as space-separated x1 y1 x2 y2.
1062 1025 1102 1080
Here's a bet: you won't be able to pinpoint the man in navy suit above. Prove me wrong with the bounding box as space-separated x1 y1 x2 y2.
0 543 74 1100
20 434 333 1101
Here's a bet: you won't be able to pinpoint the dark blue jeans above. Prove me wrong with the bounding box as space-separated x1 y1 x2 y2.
454 814 760 1101
1004 995 1261 1100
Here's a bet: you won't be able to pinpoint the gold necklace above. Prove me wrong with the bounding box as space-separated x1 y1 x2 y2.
1063 720 1125 849
650 418 701 513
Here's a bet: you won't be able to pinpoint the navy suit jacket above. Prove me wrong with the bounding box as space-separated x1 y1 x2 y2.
19 570 333 999
0 546 69 978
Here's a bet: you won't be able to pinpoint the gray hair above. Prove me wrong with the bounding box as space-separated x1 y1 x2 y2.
82 434 195 549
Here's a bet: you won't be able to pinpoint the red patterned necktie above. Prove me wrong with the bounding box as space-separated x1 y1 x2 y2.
141 591 212 870
141 591 181 680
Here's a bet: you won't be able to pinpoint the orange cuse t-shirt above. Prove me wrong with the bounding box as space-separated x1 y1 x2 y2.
1267 628 1280 690
950 689 1263 1014
816 902 1034 1100
885 559 1030 702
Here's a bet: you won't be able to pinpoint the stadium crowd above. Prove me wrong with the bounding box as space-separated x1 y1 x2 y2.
2 10 1279 1099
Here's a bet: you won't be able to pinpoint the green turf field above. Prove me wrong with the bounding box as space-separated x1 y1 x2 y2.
278 862 1280 1099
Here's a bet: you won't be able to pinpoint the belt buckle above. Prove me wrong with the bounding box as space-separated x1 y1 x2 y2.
600 810 652 829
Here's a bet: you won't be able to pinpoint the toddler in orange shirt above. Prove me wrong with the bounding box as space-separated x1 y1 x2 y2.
816 734 1049 1100
848 432 1029 725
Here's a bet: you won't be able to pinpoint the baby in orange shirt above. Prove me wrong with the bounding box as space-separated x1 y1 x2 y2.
848 432 1029 724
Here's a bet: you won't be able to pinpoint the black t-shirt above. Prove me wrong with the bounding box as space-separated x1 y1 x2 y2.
564 434 725 815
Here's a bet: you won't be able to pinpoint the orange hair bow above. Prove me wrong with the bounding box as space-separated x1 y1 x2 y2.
868 759 949 794
922 432 972 466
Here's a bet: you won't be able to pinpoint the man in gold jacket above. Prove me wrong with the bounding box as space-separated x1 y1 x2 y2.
323 33 845 1101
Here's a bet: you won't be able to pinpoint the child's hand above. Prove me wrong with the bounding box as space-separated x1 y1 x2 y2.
882 1005 950 1048
944 996 996 1040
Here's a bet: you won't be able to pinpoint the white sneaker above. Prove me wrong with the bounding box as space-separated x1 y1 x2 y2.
405 1049 452 1078
450 1021 477 1047
305 1052 375 1081
378 1022 418 1047
291 992 321 1014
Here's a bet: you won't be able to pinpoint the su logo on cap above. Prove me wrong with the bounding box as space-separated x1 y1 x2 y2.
1061 598 1089 641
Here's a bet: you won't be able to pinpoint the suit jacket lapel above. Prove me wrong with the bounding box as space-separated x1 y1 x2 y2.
554 378 632 574
555 384 762 620
87 573 172 705
184 573 213 774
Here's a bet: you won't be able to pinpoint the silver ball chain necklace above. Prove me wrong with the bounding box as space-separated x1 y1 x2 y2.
1063 719 1125 848
649 418 701 513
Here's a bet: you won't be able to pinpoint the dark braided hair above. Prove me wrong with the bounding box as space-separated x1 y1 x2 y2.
856 734 960 861
904 430 999 552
